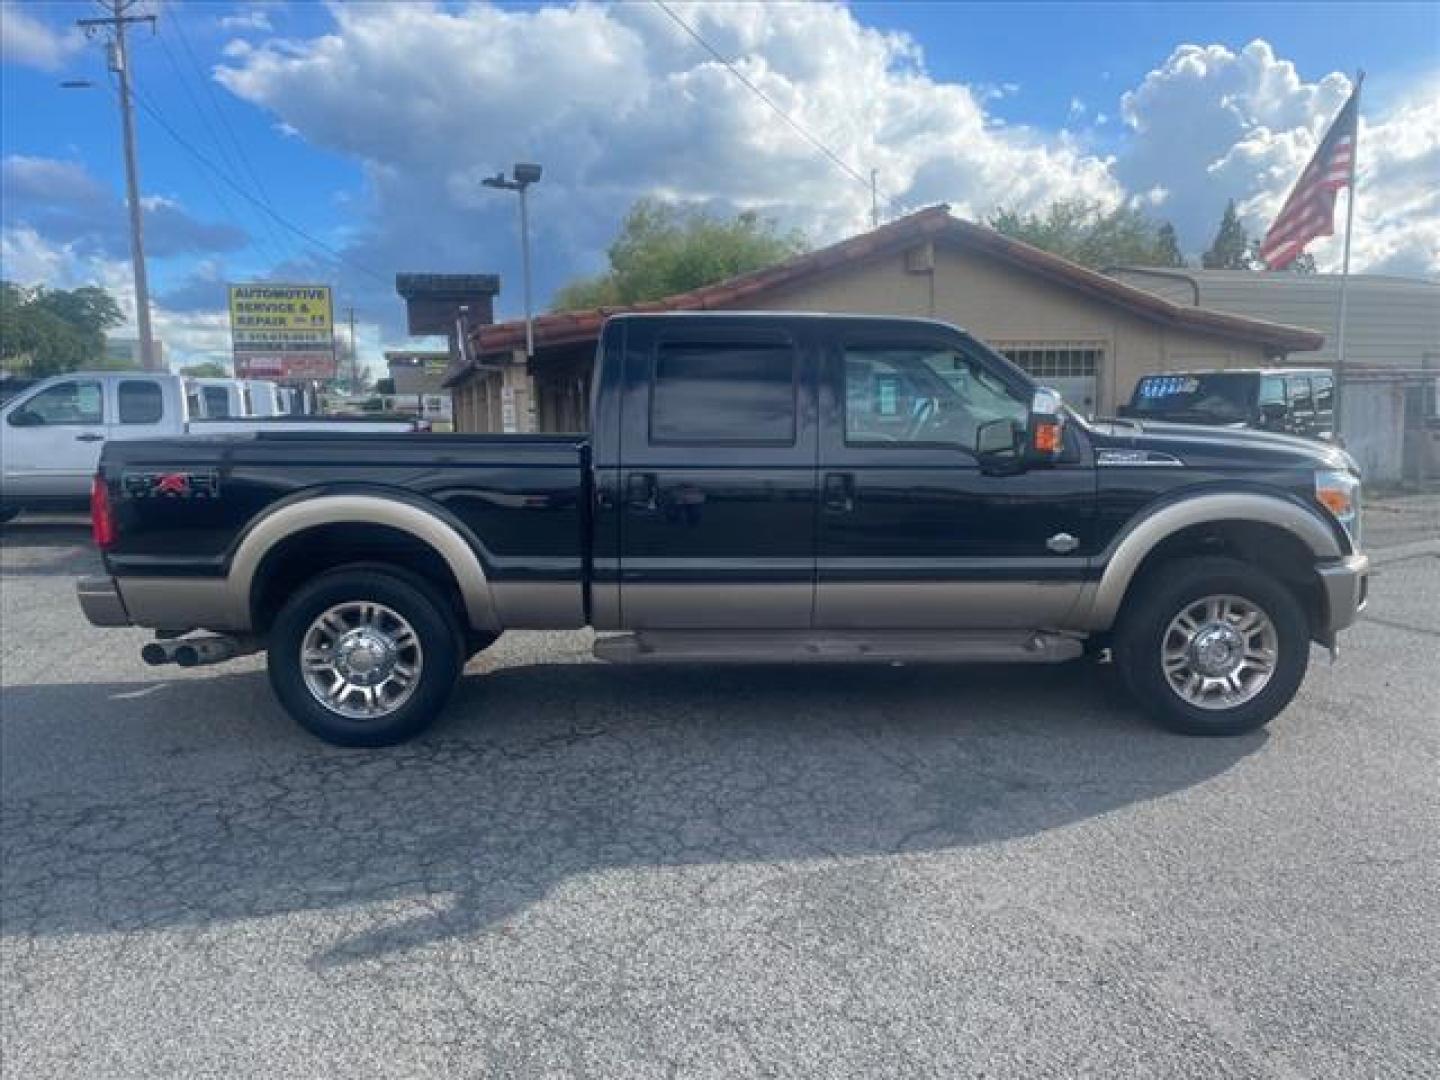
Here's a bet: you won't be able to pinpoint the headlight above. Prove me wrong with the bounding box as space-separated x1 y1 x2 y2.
1315 468 1362 548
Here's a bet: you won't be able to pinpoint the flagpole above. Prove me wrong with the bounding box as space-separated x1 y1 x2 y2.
1333 71 1363 444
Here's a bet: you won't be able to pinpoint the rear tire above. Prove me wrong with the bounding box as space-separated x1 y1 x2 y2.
1115 556 1310 736
268 567 462 747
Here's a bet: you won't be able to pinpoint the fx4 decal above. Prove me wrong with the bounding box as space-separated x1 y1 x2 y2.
122 469 220 499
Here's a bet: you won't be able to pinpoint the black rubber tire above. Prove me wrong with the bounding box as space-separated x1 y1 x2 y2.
267 567 463 747
1114 556 1310 736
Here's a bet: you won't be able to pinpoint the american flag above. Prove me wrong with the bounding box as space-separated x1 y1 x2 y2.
1258 83 1361 270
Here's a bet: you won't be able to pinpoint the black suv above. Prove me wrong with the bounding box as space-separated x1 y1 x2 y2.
1120 368 1334 441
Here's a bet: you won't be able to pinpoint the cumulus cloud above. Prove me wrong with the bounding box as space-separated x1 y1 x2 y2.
218 9 274 34
1116 39 1439 274
1 225 237 367
2 154 248 259
0 2 83 71
211 1 1123 331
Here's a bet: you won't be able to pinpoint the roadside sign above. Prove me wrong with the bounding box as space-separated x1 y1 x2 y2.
228 283 336 379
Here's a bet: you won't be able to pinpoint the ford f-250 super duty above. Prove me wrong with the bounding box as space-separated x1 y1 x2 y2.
78 313 1369 746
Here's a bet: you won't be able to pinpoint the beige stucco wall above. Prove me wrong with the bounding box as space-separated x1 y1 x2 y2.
740 242 1273 412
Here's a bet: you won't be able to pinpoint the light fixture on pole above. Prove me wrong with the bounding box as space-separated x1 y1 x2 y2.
482 163 543 358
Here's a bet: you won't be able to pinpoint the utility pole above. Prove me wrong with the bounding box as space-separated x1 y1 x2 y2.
870 169 880 230
77 1 158 370
347 306 359 390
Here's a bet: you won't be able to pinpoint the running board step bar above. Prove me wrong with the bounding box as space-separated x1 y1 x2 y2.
593 630 1084 665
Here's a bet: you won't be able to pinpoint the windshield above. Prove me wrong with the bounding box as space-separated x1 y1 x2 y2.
1127 373 1259 424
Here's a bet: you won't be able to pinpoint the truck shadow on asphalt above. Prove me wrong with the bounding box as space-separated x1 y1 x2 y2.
0 661 1264 968
0 523 103 578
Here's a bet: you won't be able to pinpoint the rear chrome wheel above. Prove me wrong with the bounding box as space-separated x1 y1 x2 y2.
301 601 424 720
1161 594 1278 710
268 567 462 746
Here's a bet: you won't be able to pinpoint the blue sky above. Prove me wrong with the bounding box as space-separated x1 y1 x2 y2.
2 1 1436 369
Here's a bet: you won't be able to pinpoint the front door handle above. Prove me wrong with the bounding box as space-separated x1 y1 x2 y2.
823 472 855 514
626 472 658 512
75 433 105 442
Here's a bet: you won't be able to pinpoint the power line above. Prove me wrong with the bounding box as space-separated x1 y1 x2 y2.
126 78 388 285
150 23 291 267
167 3 298 265
651 0 900 216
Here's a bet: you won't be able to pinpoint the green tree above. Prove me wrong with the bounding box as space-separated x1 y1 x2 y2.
1248 240 1317 274
0 282 125 376
985 199 1181 269
551 198 808 311
1155 222 1186 268
1201 200 1253 269
180 361 231 378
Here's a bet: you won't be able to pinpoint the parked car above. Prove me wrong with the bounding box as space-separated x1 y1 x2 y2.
79 313 1367 746
1 371 422 518
1119 367 1334 440
185 377 248 419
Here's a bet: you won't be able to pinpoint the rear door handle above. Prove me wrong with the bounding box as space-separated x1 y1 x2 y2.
76 434 105 442
823 472 854 514
626 472 658 512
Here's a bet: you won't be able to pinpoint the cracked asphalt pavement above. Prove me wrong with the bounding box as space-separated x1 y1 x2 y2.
2 520 1437 1078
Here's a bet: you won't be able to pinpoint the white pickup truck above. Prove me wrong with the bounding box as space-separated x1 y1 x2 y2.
1 371 420 519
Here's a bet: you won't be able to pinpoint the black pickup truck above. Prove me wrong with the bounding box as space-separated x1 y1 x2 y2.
79 313 1369 746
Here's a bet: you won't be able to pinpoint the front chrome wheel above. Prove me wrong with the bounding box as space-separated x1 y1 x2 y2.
1160 594 1278 710
301 601 424 720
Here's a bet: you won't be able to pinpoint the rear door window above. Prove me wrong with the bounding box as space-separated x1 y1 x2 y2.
117 380 165 424
1288 377 1314 415
650 339 796 445
203 386 231 417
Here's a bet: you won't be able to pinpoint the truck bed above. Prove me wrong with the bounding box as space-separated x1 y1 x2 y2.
100 432 591 616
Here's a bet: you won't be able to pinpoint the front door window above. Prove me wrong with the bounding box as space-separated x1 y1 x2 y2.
844 346 1026 452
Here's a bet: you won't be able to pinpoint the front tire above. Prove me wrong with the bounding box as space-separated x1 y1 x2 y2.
1115 556 1310 736
268 567 462 746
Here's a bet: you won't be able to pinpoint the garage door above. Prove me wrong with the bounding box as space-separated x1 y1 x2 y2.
996 342 1102 417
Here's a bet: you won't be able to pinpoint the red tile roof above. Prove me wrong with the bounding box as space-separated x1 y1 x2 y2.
453 205 1323 384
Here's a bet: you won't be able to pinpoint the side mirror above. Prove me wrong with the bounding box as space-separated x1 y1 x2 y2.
7 408 42 428
975 417 1020 457
1023 386 1066 465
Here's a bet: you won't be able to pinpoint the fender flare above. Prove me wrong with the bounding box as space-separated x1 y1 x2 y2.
229 494 500 633
1078 491 1342 631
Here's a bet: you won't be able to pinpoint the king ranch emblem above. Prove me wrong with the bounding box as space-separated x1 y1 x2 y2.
122 470 220 500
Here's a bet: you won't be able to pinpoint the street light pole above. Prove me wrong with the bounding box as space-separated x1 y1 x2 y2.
482 163 543 359
77 1 158 370
518 182 534 360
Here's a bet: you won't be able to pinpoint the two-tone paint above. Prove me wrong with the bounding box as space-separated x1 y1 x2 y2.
82 313 1367 649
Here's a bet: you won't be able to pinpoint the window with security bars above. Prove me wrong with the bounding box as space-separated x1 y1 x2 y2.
996 342 1103 380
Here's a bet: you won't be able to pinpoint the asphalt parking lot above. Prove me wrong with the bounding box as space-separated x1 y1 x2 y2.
2 514 1437 1078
